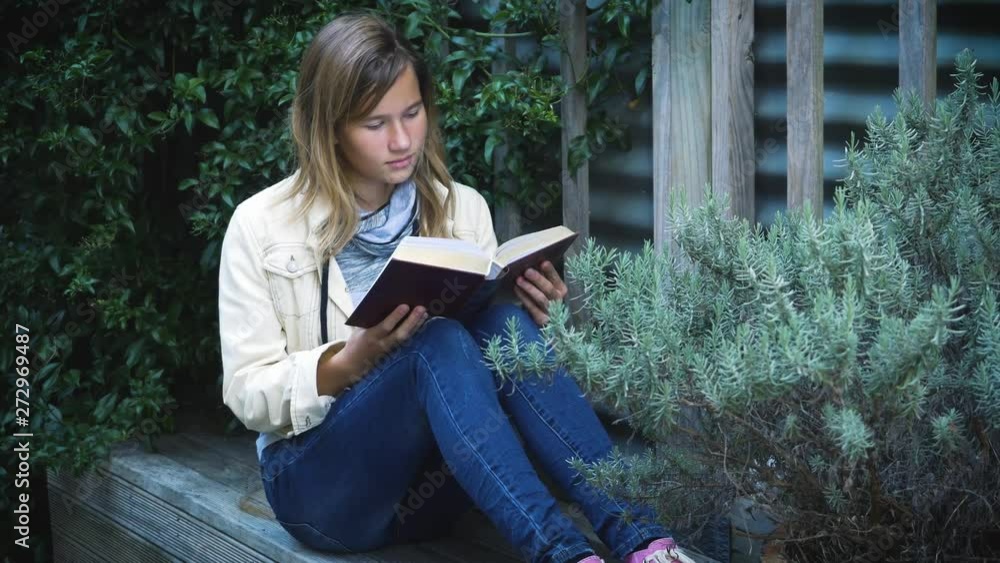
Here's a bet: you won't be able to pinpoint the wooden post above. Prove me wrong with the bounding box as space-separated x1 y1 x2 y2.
652 0 671 256
786 0 824 221
899 0 937 109
486 0 522 244
711 0 755 222
653 0 712 256
559 0 589 307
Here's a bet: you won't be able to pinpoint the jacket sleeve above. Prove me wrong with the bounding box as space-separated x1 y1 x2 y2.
218 207 347 437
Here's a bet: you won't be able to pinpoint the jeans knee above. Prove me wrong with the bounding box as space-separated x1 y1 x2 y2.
417 316 481 359
477 303 541 342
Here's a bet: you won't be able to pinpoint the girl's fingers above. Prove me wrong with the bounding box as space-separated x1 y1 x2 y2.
514 285 549 326
395 306 426 342
524 267 557 299
516 275 549 311
540 261 569 299
379 304 410 336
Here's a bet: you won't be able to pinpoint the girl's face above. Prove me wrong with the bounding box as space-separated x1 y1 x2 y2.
338 64 427 201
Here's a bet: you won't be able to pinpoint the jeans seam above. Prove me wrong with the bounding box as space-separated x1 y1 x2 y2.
414 348 557 550
512 376 655 555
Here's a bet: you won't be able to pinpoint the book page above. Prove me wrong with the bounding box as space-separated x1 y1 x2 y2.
391 236 492 276
493 225 576 267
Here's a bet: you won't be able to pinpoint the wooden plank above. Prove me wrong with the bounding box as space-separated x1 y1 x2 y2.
49 486 179 562
414 536 519 563
711 0 756 221
559 0 590 313
486 0 523 244
178 429 260 468
94 441 445 563
786 0 824 221
153 433 275 520
899 0 937 108
652 0 672 256
654 0 713 256
52 529 118 563
670 0 713 227
48 465 272 563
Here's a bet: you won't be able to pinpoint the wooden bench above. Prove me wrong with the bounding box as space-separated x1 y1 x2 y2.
47 413 733 562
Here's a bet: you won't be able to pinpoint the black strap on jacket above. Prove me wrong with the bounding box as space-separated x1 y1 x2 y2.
320 257 330 345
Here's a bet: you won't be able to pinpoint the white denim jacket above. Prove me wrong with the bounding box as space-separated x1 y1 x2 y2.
218 170 498 449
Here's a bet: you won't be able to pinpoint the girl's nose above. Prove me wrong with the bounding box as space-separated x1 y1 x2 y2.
388 121 411 152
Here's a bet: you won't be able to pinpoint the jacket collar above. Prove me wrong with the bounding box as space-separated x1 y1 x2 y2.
299 172 455 318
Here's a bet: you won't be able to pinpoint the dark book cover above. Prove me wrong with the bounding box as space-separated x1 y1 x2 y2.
345 261 488 328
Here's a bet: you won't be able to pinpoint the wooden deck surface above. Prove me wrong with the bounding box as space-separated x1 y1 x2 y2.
47 414 724 562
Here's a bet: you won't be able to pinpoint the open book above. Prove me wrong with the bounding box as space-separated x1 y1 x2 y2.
345 225 578 328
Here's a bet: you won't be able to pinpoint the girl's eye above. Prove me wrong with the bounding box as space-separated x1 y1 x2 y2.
365 122 383 130
405 108 420 118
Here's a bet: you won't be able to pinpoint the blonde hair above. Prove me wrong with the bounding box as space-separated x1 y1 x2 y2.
279 12 455 260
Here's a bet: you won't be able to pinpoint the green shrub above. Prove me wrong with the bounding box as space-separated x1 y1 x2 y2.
487 50 1000 560
2 1 649 559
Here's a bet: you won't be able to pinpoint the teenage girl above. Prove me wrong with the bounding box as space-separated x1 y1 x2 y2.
218 12 693 563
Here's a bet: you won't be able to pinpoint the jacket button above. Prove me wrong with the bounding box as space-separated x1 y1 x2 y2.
286 256 298 273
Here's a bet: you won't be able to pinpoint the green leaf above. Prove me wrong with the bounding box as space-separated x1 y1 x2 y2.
114 112 131 135
125 340 144 369
405 12 423 38
485 135 499 164
183 110 194 135
452 67 472 95
178 178 198 191
75 126 98 146
196 108 219 129
635 67 648 96
147 111 169 122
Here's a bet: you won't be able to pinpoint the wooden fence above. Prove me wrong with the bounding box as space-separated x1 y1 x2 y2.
545 0 939 260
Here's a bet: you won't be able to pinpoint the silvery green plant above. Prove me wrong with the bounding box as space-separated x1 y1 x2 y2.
484 50 1000 561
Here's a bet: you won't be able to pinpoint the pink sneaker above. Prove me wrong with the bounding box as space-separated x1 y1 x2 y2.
624 538 697 563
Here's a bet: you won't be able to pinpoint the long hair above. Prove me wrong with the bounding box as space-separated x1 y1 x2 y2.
278 12 454 260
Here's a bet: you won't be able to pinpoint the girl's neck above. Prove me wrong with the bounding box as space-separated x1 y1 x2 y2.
353 181 394 212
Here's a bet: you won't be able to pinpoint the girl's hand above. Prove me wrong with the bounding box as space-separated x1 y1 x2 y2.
513 260 568 327
336 304 428 385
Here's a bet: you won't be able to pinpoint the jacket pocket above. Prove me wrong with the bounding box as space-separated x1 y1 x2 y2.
262 242 320 318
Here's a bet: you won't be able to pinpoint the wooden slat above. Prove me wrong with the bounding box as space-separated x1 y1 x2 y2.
652 0 672 256
899 0 937 108
711 0 756 221
48 465 272 563
486 0 523 244
49 486 179 562
653 0 713 256
95 442 444 562
150 433 525 561
559 0 590 310
786 0 824 221
670 0 713 224
414 536 519 563
52 529 119 563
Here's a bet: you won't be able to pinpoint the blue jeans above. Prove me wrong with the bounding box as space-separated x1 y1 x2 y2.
260 302 671 563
